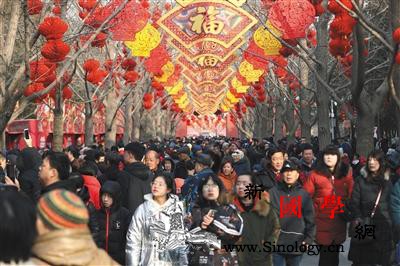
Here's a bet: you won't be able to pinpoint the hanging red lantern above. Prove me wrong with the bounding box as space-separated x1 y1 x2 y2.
38 16 68 40
143 101 153 110
123 71 139 84
63 86 73 99
91 32 108 48
24 83 44 97
143 93 153 102
52 6 61 15
393 28 400 44
329 38 351 57
41 39 70 62
86 69 108 85
257 94 266 102
165 3 172 10
141 0 150 9
395 52 400 65
79 11 88 19
155 90 164 98
29 60 51 83
121 58 137 71
83 59 100 73
78 0 97 10
269 0 316 39
27 0 43 15
151 81 164 91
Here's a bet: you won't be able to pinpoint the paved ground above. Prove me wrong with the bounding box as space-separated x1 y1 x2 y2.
301 238 351 266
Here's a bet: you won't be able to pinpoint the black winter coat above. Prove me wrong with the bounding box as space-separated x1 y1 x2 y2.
118 162 152 213
97 165 130 186
92 181 132 265
348 172 395 265
16 148 42 202
174 160 188 179
269 181 316 255
255 168 278 192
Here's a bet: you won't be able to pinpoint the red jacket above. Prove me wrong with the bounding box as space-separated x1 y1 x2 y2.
82 175 101 210
303 169 353 245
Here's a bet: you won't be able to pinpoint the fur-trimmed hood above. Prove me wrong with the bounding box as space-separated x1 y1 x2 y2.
359 166 391 181
230 192 271 217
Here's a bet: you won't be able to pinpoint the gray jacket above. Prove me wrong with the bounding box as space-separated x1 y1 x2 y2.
126 194 188 266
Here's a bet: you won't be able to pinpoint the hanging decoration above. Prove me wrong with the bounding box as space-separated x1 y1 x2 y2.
253 21 282 56
124 23 161 57
268 0 316 39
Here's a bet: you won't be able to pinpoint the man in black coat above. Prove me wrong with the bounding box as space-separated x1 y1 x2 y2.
92 181 131 265
269 160 315 266
16 147 42 202
120 142 152 213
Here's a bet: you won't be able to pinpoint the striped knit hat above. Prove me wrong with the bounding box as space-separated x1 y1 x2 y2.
37 189 89 229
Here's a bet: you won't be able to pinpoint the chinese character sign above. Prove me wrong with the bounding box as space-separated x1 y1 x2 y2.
279 195 302 219
320 195 345 219
158 0 257 49
190 6 225 35
244 184 264 200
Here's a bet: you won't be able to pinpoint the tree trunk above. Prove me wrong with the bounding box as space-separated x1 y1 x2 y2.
265 104 274 137
356 102 375 157
104 90 119 149
315 6 331 149
132 108 141 141
53 111 64 151
299 40 313 142
84 103 94 147
123 93 133 144
275 102 284 141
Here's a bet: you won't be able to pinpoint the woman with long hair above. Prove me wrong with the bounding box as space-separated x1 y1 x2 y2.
188 173 243 266
349 150 395 265
126 173 188 265
303 145 353 266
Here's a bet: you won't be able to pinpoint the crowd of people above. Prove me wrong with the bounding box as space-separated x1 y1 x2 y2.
1 135 400 266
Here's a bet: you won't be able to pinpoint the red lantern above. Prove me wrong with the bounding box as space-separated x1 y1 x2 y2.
121 58 137 71
78 0 97 10
30 60 51 83
87 69 108 85
91 32 108 48
79 11 88 19
83 59 100 73
393 28 400 44
151 81 164 91
27 0 43 15
52 6 61 15
143 93 153 102
143 101 153 110
155 90 164 98
329 38 351 57
63 86 73 99
24 83 44 97
38 16 68 40
144 45 170 74
165 3 171 10
395 52 400 65
141 0 150 9
269 0 316 39
123 71 139 84
257 94 266 102
41 40 70 62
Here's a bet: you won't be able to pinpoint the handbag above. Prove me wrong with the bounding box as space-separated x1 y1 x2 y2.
350 187 382 245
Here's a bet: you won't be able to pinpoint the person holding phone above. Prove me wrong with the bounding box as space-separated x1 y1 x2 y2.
188 173 243 265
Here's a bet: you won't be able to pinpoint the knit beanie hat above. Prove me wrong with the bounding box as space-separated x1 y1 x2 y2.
37 189 89 230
